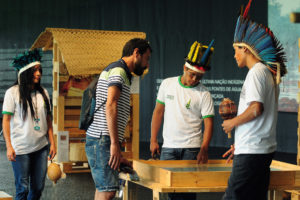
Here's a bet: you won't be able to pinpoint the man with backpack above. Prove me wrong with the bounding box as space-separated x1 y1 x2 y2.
85 38 152 200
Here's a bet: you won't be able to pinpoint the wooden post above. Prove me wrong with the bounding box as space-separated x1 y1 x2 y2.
291 192 300 200
153 190 160 200
122 180 129 200
132 94 139 160
290 13 300 23
130 76 140 160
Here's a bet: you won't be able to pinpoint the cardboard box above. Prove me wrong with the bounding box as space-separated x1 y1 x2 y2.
57 131 69 162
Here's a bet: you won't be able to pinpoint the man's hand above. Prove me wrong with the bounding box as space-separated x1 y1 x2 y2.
197 147 208 164
6 145 16 162
221 119 235 134
222 145 235 163
150 141 160 159
109 143 121 170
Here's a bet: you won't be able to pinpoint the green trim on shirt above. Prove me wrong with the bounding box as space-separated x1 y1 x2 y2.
202 115 214 119
100 67 130 86
156 99 165 105
2 111 14 115
178 76 199 88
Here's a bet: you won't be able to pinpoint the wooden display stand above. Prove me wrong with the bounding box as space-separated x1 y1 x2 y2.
120 159 300 200
30 28 146 173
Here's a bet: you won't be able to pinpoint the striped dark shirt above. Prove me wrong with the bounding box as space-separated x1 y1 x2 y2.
86 59 132 142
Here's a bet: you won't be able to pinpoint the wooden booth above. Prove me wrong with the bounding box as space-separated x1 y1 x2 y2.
30 28 145 173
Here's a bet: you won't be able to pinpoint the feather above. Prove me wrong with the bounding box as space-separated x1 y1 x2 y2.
243 0 253 18
200 39 214 66
11 49 42 71
233 1 287 78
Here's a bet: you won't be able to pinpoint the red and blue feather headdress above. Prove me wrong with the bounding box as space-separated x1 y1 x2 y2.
233 0 287 83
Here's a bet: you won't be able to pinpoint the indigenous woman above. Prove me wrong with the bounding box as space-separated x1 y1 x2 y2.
2 49 56 200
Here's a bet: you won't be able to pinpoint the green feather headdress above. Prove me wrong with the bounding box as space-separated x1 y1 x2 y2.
11 49 42 79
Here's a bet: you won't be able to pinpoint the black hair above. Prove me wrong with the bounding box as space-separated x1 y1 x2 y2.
122 38 152 57
14 65 51 120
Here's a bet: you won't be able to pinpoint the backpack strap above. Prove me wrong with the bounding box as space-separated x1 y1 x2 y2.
93 59 130 115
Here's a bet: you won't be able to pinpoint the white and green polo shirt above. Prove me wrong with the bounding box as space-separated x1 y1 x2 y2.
2 85 50 155
157 76 214 148
86 59 132 142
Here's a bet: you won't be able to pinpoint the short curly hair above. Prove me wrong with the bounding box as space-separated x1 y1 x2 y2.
122 38 152 57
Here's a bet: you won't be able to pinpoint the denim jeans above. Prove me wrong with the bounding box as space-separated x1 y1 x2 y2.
160 147 200 200
85 135 119 192
223 153 274 200
160 147 200 160
11 145 48 200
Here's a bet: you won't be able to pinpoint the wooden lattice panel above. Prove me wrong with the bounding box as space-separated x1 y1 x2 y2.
31 28 146 76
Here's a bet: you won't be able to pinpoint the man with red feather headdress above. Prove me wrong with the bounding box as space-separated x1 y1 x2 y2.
222 0 287 199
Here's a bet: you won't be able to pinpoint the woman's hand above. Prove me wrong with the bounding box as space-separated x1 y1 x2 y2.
48 143 56 160
7 145 16 162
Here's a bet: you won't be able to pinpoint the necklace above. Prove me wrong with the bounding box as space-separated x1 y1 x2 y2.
33 91 40 131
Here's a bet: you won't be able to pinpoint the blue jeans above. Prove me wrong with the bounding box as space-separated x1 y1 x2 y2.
160 147 200 200
160 147 200 160
223 153 274 200
85 135 119 192
11 145 48 200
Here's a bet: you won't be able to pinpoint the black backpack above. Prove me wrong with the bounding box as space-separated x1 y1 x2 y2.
79 75 101 131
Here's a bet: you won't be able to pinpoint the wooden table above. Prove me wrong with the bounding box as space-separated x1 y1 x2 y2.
120 159 300 200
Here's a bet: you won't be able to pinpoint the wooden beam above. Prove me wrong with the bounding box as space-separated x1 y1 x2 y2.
64 120 79 128
65 97 82 106
65 108 81 116
153 190 160 200
53 40 58 62
42 36 53 51
58 96 65 131
69 143 87 162
131 94 139 160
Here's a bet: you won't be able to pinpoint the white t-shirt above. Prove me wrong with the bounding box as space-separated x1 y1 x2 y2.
2 85 50 155
157 76 214 148
234 62 278 155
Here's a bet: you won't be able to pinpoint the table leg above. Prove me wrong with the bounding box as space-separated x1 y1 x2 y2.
269 190 283 200
269 190 274 200
122 180 128 200
153 190 160 200
291 193 300 200
127 181 138 200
